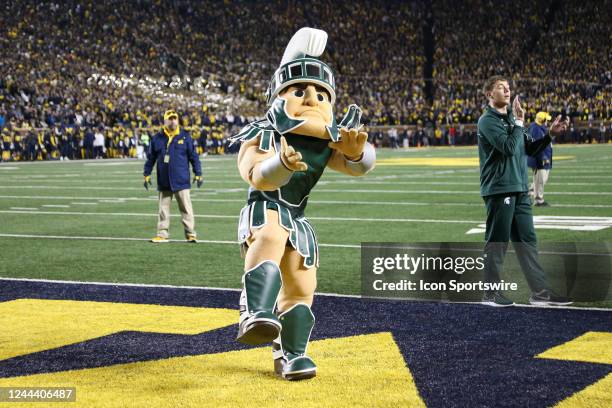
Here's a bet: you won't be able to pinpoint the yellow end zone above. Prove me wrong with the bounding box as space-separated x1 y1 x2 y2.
537 331 612 407
0 331 425 408
377 156 574 167
0 299 237 361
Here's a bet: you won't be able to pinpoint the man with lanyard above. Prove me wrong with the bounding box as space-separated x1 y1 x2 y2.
143 109 203 243
527 111 553 207
477 76 571 307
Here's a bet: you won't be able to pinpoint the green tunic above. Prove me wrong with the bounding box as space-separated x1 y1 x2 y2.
248 133 332 218
231 120 331 268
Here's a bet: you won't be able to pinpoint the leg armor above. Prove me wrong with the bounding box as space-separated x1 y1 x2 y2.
272 303 316 380
236 260 282 345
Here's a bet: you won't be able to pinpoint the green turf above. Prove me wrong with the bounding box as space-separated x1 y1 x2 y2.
0 144 611 307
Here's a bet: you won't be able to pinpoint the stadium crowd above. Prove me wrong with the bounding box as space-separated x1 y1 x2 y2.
0 0 610 161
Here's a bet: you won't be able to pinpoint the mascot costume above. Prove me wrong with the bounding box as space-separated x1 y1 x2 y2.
231 27 376 380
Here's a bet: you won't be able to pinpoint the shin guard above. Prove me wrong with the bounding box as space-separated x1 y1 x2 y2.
236 260 282 345
272 303 316 380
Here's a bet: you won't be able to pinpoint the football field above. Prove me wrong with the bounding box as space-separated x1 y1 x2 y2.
0 144 611 299
1 145 611 407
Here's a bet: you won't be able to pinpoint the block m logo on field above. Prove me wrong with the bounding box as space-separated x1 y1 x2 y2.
466 216 612 235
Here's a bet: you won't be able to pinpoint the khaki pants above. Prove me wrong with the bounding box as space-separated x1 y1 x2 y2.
157 189 196 238
530 169 550 204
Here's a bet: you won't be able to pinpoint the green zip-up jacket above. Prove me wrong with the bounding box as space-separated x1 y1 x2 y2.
477 105 552 197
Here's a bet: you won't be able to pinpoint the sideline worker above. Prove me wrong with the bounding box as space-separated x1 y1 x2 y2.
143 109 203 243
527 111 553 207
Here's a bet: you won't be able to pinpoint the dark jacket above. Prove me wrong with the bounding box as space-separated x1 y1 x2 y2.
84 131 95 148
527 122 552 170
143 128 201 192
477 105 551 197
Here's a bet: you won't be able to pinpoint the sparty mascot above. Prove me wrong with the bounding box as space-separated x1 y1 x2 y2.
231 27 376 380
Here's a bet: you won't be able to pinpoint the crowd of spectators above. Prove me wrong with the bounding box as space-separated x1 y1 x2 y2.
0 0 609 160
431 0 610 127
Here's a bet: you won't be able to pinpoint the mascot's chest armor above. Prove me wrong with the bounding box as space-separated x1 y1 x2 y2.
248 133 331 216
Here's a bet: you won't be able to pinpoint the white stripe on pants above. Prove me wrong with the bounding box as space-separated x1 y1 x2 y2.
157 189 196 238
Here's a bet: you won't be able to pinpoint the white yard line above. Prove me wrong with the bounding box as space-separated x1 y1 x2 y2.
1 186 611 196
0 276 609 311
1 195 612 208
313 189 612 196
0 210 483 224
0 233 358 248
5 178 609 187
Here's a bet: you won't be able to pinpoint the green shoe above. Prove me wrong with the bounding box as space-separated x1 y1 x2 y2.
273 304 317 380
236 261 282 345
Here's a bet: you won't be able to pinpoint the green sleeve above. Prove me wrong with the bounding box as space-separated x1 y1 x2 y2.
479 116 523 156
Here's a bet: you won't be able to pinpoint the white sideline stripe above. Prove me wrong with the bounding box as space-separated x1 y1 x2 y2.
2 157 230 166
9 169 611 178
2 195 612 208
41 204 70 208
0 210 482 224
0 276 608 311
315 189 612 196
0 186 244 193
7 178 609 187
9 207 37 211
71 202 99 205
1 185 612 196
0 233 358 248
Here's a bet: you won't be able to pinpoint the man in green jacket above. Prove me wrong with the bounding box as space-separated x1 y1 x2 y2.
478 75 571 307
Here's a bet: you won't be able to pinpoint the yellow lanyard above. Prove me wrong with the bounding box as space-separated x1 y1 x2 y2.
163 127 179 150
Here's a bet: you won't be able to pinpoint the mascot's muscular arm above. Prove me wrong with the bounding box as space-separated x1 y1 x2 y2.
237 135 306 191
327 127 376 176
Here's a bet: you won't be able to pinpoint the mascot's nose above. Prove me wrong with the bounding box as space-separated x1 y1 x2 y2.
303 86 319 107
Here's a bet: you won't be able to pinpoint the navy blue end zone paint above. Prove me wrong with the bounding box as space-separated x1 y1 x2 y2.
1 279 611 408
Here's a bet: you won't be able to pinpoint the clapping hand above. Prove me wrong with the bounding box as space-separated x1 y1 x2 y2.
549 115 570 137
512 96 525 122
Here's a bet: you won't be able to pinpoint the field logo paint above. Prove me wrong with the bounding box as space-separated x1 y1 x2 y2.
0 299 425 407
0 299 238 361
466 216 612 234
537 332 612 407
377 156 574 167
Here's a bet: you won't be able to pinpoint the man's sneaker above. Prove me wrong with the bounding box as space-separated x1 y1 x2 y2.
150 236 169 243
186 234 198 243
535 201 550 207
529 289 572 306
482 291 514 307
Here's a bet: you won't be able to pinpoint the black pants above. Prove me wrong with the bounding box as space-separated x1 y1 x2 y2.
483 192 548 293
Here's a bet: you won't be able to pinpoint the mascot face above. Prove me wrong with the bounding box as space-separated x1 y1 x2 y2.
279 84 333 140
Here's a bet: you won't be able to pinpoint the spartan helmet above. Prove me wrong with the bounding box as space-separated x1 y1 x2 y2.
265 27 336 105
